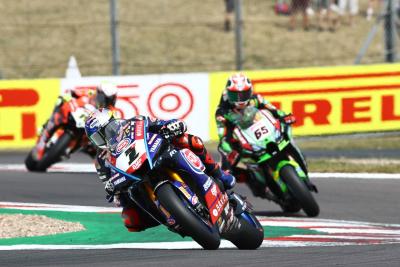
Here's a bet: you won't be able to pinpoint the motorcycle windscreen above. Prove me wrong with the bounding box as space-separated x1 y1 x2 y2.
89 131 106 147
113 120 148 173
104 119 129 149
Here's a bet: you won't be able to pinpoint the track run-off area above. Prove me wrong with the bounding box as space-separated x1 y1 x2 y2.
0 153 399 266
1 202 400 250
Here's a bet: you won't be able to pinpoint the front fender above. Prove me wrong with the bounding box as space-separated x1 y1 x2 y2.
273 160 307 193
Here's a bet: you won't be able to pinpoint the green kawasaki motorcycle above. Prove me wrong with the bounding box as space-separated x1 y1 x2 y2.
225 106 319 217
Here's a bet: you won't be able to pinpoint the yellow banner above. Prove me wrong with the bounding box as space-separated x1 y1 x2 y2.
0 79 60 149
209 64 400 140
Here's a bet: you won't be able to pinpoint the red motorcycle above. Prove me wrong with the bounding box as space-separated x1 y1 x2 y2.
25 97 96 172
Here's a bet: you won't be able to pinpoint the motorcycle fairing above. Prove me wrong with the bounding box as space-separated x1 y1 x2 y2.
204 182 229 224
112 119 155 173
180 149 206 174
174 148 229 225
146 132 163 162
257 139 290 163
239 108 281 145
106 161 141 182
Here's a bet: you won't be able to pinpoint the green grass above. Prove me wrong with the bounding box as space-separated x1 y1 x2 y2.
308 158 400 173
0 0 390 79
296 133 400 150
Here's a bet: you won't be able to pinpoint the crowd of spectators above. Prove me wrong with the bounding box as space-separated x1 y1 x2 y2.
286 0 383 31
275 0 399 32
223 0 399 33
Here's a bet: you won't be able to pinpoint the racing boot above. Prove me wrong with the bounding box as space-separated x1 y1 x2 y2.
207 166 236 191
245 170 278 201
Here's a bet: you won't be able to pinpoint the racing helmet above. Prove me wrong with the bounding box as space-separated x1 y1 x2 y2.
225 73 253 109
95 82 118 108
85 108 115 149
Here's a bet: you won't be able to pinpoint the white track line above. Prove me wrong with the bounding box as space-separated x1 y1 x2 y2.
0 201 120 212
310 172 400 179
2 202 400 250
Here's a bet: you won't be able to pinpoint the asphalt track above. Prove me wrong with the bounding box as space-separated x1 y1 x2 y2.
0 152 400 267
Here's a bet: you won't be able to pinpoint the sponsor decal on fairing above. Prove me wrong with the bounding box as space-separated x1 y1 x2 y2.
116 138 131 153
112 177 127 186
203 177 212 191
149 138 162 153
180 149 205 174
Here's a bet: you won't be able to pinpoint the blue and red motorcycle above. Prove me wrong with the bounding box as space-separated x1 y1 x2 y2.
102 118 264 250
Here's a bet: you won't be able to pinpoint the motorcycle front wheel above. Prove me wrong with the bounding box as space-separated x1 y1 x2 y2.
24 151 38 171
155 183 221 250
35 132 73 172
280 165 320 217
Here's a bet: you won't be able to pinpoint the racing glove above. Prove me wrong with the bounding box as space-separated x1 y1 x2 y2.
104 172 130 202
280 113 296 125
160 120 187 140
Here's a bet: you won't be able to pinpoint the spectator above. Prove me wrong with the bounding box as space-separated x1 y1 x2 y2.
328 0 341 31
315 0 332 31
289 0 311 31
275 0 291 15
338 0 359 25
224 0 234 32
367 0 384 21
367 0 375 20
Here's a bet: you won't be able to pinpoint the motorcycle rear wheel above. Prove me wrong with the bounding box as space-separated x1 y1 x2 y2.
223 211 264 250
156 183 221 250
35 133 73 172
280 165 320 217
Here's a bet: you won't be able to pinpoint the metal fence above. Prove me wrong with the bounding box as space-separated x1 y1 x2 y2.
0 0 398 79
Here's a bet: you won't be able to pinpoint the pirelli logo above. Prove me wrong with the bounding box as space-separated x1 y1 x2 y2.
0 79 60 148
248 66 400 136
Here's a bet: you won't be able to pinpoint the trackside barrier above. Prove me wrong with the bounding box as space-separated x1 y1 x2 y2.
1 63 400 149
60 73 210 140
0 79 60 149
209 64 400 140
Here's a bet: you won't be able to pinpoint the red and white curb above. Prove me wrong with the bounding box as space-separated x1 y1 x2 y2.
1 202 400 250
261 217 400 247
1 163 400 179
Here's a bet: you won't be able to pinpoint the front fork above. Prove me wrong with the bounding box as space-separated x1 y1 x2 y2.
154 147 231 230
269 159 317 194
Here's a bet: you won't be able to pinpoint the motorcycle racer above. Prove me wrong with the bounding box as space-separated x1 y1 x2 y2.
32 82 118 161
215 73 306 197
85 108 236 232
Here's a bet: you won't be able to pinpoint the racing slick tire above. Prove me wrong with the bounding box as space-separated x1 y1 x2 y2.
280 165 320 217
35 133 73 172
24 151 38 171
223 211 264 250
156 183 221 250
